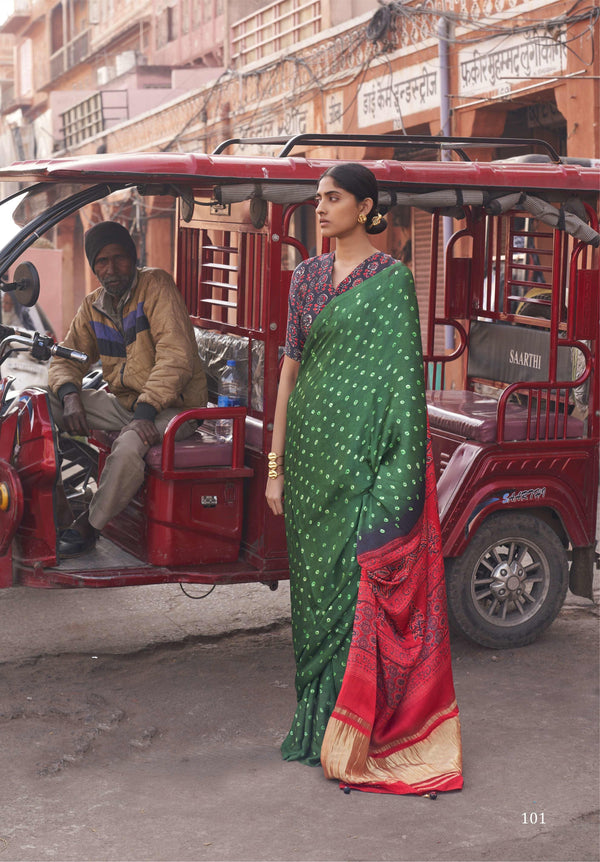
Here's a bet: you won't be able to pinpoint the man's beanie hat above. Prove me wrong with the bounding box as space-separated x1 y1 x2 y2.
84 221 137 270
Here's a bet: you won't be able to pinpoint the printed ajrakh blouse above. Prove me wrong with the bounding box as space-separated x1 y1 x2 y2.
284 251 396 361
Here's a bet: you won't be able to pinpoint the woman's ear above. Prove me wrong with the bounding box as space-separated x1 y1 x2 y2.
359 197 374 218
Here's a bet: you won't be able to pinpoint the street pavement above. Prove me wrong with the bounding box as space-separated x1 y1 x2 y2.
1 574 598 862
0 580 292 663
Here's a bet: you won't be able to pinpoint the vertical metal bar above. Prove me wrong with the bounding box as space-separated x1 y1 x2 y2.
526 391 533 441
200 228 211 322
558 230 568 327
264 203 284 451
548 229 561 383
258 233 266 331
559 388 568 439
238 231 247 329
495 217 504 316
427 212 439 357
179 228 190 313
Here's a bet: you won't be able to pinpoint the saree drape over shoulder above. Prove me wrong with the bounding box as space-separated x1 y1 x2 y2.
282 262 463 795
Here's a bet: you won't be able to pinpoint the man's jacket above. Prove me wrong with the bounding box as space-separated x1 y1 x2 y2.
48 267 207 419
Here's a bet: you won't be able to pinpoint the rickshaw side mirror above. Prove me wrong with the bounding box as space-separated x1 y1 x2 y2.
3 261 40 307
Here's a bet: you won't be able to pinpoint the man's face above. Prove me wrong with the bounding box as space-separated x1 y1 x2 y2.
93 243 135 298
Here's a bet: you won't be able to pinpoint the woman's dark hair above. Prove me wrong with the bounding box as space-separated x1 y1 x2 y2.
320 163 388 235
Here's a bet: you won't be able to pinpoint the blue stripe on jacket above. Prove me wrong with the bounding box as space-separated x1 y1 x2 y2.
89 302 150 357
90 320 127 358
123 302 150 346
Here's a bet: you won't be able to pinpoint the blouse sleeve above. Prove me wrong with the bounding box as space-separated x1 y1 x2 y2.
284 262 306 362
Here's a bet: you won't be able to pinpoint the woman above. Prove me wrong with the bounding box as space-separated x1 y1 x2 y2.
266 163 463 795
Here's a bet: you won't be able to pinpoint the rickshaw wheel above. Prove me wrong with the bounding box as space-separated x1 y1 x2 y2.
444 512 569 649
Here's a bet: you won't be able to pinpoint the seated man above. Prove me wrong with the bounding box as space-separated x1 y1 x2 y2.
48 220 207 557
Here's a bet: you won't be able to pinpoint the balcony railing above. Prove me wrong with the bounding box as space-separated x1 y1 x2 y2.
231 0 322 67
61 89 129 149
49 30 90 81
0 80 34 114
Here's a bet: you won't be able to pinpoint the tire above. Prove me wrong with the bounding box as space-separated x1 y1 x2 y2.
445 512 569 649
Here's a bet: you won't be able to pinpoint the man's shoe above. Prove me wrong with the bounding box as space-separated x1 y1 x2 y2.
58 525 97 558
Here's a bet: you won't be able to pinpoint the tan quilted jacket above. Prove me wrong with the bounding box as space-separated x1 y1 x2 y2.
48 267 207 415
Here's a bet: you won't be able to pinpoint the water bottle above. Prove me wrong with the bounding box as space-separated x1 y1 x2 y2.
216 359 241 442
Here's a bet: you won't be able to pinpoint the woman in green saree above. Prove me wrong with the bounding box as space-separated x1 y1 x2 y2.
266 164 463 795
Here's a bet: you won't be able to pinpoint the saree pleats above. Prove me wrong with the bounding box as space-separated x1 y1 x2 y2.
282 263 463 793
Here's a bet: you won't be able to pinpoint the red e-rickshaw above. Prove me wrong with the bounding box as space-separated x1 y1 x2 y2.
0 134 597 649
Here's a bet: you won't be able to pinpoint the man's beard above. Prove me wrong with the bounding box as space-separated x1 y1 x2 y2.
99 274 132 298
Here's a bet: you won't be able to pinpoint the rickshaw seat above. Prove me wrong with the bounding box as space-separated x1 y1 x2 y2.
426 319 585 442
426 389 584 442
91 427 232 469
92 414 263 468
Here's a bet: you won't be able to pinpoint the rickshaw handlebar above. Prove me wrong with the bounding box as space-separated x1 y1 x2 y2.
0 325 88 364
51 343 88 362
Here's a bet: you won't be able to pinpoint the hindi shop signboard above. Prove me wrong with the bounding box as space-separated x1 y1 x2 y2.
459 31 566 98
234 104 315 153
357 60 440 128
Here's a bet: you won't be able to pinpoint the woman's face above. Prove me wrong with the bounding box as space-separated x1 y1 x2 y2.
315 176 372 240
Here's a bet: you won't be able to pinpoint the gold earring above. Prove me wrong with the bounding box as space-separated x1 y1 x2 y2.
357 213 367 224
370 212 382 227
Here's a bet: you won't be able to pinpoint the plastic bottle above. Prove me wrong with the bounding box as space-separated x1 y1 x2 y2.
216 359 241 442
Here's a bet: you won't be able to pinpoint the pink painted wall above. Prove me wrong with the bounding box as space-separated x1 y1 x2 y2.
9 248 64 339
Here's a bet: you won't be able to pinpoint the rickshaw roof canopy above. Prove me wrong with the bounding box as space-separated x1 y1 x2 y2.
0 150 598 196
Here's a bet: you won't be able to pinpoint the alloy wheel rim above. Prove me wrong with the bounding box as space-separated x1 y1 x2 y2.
470 536 551 627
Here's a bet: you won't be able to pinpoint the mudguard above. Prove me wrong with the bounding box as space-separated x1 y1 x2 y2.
439 441 595 557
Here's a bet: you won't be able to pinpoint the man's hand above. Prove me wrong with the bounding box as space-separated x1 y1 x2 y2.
62 392 89 436
119 418 160 447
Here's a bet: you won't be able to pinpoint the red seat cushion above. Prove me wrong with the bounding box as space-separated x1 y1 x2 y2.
426 390 583 442
91 428 232 469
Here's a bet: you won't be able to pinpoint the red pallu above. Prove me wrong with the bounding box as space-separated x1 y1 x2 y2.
321 441 463 795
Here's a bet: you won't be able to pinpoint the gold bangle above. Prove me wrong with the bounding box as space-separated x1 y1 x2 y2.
267 451 284 479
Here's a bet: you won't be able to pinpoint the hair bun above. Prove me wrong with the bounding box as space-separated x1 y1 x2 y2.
366 213 388 235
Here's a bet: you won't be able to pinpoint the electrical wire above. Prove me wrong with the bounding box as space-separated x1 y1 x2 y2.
158 1 598 153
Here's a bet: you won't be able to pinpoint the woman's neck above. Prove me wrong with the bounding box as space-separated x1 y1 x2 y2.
333 234 378 269
331 235 379 289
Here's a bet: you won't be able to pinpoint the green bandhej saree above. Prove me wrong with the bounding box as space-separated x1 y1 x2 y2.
281 262 427 766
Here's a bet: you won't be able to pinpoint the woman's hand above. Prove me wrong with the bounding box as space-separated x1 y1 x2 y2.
265 474 285 516
265 355 299 517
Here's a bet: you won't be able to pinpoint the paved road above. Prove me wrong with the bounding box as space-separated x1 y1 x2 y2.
0 580 292 663
0 577 598 862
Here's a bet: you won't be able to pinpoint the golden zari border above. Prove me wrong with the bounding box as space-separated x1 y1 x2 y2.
321 703 463 793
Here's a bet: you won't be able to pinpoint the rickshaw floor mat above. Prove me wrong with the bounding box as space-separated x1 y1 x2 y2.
49 536 150 572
